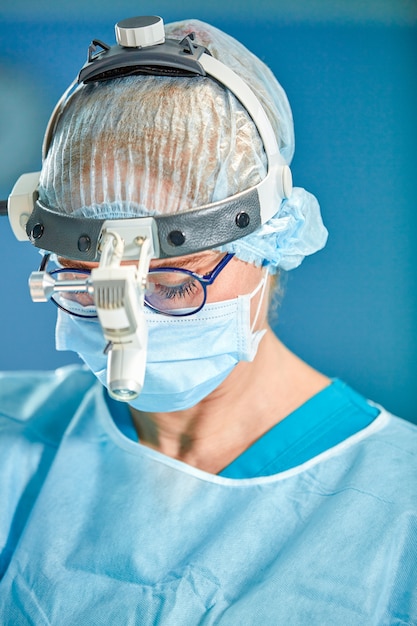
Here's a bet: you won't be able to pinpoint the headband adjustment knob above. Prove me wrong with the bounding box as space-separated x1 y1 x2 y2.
115 16 165 48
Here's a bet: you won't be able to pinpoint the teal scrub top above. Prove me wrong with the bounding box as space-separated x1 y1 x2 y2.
106 379 380 478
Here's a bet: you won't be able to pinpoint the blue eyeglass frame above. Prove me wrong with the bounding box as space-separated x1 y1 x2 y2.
39 252 235 318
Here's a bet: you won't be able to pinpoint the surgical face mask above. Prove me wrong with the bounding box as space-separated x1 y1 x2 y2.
56 277 267 412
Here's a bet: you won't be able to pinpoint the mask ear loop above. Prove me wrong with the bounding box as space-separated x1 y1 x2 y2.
250 270 269 333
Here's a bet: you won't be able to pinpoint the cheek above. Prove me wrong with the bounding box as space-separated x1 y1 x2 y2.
206 259 265 303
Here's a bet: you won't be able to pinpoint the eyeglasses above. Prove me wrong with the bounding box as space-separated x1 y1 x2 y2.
38 252 235 318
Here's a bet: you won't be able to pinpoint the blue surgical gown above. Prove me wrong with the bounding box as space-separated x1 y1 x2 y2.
0 364 416 624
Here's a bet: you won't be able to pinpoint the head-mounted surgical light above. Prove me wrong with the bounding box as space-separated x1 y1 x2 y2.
2 15 294 403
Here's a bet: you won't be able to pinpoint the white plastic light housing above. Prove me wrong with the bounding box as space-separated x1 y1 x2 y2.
8 172 41 240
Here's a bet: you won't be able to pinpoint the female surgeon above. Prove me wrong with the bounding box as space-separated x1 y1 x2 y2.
0 16 416 625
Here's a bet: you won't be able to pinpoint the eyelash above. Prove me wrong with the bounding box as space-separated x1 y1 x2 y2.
155 280 199 300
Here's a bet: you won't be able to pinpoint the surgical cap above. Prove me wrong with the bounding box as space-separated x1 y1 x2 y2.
39 19 327 272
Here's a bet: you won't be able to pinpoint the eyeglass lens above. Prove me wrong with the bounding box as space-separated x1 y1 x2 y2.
51 270 96 318
146 270 205 315
50 268 206 317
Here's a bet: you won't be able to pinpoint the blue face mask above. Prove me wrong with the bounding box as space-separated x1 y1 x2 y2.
56 278 267 412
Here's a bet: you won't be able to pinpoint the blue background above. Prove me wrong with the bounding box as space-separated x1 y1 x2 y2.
0 1 416 423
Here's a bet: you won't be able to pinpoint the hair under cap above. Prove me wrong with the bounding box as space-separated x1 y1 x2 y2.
39 19 327 271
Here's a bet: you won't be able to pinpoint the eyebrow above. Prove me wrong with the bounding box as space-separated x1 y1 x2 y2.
58 258 97 270
151 253 216 270
58 252 219 271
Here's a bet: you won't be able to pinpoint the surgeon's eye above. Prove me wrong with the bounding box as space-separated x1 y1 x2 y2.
145 270 204 313
156 279 199 300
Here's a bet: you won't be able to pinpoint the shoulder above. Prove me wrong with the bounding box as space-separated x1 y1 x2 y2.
334 409 417 506
368 409 417 458
329 380 417 467
0 364 98 446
